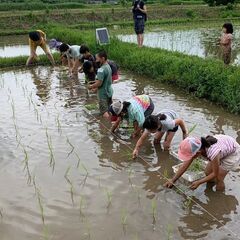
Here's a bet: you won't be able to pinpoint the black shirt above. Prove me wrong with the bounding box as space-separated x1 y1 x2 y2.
132 0 145 20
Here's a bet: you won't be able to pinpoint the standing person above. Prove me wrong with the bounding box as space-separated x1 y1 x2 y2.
88 51 113 120
132 0 147 48
164 134 240 191
132 110 188 158
109 95 154 137
59 43 81 76
26 30 55 66
220 23 233 65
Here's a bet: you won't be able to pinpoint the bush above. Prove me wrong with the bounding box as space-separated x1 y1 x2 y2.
204 0 235 6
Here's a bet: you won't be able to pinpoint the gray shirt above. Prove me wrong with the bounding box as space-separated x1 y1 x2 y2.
158 109 178 132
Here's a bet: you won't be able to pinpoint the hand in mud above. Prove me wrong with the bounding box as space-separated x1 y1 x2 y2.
132 149 139 159
164 180 174 188
190 180 200 190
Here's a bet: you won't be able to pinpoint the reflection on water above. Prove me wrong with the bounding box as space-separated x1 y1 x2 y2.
118 27 240 65
0 66 240 239
0 35 55 57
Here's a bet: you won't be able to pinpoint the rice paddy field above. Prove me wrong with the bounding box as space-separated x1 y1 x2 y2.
0 25 240 240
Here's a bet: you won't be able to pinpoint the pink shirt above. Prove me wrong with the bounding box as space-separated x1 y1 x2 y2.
206 135 238 161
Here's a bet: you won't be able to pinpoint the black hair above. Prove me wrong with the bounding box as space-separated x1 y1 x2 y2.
83 61 93 74
59 43 70 53
97 51 108 60
122 101 131 113
29 31 40 41
223 23 233 34
80 45 90 54
201 136 218 149
143 115 159 130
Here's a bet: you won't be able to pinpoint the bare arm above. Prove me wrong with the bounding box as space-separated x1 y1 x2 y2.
132 121 142 138
139 5 147 14
111 117 122 133
164 159 193 188
190 155 220 190
175 119 188 139
89 80 102 89
132 130 149 158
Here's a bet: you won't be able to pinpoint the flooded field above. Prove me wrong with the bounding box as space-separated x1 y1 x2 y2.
0 35 55 57
0 66 240 240
118 27 240 65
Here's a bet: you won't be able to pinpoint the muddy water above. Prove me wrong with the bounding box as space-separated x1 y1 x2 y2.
0 66 240 240
118 27 240 65
0 35 55 57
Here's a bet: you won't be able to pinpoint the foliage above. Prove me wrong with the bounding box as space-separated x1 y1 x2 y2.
204 0 235 6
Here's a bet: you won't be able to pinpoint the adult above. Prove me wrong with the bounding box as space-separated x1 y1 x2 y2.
132 110 188 158
109 95 154 137
26 30 55 66
164 134 240 191
132 0 147 48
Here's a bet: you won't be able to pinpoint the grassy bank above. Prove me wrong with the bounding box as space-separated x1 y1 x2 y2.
1 27 240 113
1 4 240 34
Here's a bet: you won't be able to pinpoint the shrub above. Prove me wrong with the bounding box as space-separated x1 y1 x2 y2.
204 0 235 6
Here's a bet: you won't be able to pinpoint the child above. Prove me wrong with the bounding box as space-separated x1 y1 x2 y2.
59 43 81 76
109 95 154 137
220 23 233 65
132 110 188 158
164 134 240 191
88 51 113 120
83 60 119 83
26 30 55 66
49 39 68 66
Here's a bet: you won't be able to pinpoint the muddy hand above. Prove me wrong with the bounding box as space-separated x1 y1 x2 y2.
190 181 200 190
164 180 174 188
132 149 138 159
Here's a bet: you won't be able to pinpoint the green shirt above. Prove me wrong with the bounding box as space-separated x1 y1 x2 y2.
96 63 113 99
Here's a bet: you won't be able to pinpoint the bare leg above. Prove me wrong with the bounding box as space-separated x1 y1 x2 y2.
137 34 141 47
139 34 144 47
216 167 228 191
26 51 37 66
163 131 175 150
153 131 165 145
72 59 80 75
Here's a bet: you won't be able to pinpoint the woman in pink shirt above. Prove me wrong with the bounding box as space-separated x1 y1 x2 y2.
164 134 240 191
220 23 233 65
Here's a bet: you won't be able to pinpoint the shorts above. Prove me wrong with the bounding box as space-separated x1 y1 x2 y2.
112 73 119 82
29 39 50 54
220 145 240 171
158 126 179 133
144 97 154 117
134 18 145 35
99 97 113 115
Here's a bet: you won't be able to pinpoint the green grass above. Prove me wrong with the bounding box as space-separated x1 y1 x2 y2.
188 158 205 172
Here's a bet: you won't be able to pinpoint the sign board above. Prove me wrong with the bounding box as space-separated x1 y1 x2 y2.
96 28 110 45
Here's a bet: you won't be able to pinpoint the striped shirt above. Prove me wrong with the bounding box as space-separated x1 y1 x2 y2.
127 95 151 127
206 135 238 161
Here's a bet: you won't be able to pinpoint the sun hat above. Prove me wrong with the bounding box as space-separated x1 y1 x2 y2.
109 101 123 116
178 137 202 162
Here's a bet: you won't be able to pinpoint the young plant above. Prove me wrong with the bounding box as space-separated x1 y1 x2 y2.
56 114 62 134
45 128 55 172
104 188 112 208
151 198 157 226
22 146 32 184
166 224 173 240
66 137 74 158
188 123 197 135
79 195 85 219
121 209 128 226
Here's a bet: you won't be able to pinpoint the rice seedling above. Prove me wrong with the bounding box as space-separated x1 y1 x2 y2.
188 123 197 135
64 166 74 205
45 128 55 172
11 99 15 119
79 162 89 176
151 198 157 226
85 103 98 111
66 137 74 158
33 177 45 225
56 114 62 134
184 196 193 209
75 152 81 169
79 195 85 219
166 224 173 240
22 146 32 184
121 209 128 226
163 169 169 179
104 188 112 208
0 208 3 218
188 158 204 172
